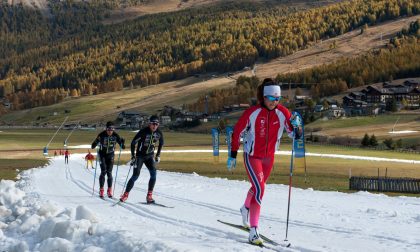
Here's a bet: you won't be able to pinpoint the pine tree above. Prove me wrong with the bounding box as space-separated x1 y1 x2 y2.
369 134 378 147
361 133 370 147
383 138 395 149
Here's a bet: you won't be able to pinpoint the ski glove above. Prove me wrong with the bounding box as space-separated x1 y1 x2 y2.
155 156 160 163
130 156 136 166
290 111 302 128
120 138 126 149
227 157 236 171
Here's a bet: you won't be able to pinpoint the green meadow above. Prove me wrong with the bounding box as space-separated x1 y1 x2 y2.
0 129 418 196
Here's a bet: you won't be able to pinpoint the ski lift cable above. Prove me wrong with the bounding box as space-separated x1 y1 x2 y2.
46 116 69 148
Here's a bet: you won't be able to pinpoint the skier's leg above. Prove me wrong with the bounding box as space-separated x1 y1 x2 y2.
243 153 264 228
244 188 254 208
145 158 157 192
125 158 143 193
262 157 274 184
144 157 157 203
99 157 107 188
106 157 114 188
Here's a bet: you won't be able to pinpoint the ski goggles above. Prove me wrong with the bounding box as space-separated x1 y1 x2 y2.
106 127 115 131
264 95 281 102
149 122 159 126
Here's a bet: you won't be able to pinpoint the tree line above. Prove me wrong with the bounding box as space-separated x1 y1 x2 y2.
1 0 419 112
189 19 420 113
276 20 420 98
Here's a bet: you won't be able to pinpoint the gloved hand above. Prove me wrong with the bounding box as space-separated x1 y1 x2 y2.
290 112 302 128
130 156 136 166
294 127 302 140
226 157 236 171
155 155 160 163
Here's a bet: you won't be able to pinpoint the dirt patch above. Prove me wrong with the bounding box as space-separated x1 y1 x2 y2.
244 15 420 80
103 0 222 25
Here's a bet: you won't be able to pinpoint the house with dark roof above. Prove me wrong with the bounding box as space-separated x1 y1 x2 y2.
343 83 420 112
403 80 420 89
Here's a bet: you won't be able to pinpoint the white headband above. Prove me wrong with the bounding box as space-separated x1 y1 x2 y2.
263 85 281 97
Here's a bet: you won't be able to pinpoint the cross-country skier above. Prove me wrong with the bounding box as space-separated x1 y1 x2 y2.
120 115 164 203
64 149 70 164
226 78 302 245
85 150 95 169
91 121 125 198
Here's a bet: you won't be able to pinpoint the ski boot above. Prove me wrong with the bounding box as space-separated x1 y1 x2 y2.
120 192 129 202
99 188 104 198
249 227 263 246
240 205 250 228
107 187 113 198
146 191 155 204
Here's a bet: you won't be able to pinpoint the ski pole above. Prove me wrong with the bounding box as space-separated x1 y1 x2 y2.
284 129 296 242
92 148 99 196
113 147 122 196
121 162 133 196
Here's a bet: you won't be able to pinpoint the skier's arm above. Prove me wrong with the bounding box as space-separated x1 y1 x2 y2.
230 108 252 158
115 133 125 149
131 130 143 157
91 134 101 149
156 130 164 157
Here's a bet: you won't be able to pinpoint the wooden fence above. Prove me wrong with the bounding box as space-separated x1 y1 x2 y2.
349 177 420 193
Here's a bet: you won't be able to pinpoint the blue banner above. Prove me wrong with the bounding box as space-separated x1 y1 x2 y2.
211 128 220 157
293 112 305 158
225 126 233 156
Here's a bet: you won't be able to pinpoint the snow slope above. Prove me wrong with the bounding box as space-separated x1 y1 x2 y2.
1 154 419 251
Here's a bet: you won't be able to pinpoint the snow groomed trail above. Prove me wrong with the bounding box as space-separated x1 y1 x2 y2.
1 154 419 251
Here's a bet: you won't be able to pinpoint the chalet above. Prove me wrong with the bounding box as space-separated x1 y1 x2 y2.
343 95 367 108
364 85 420 108
117 110 145 129
343 82 420 111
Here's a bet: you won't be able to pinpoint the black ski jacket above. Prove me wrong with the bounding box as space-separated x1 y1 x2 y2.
91 131 125 156
131 127 164 158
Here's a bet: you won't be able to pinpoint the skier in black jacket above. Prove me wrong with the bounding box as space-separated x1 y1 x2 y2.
120 115 164 203
91 121 125 198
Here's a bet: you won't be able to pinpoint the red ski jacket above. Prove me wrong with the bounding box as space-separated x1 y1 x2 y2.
231 104 294 158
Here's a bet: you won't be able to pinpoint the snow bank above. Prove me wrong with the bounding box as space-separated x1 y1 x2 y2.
0 175 172 251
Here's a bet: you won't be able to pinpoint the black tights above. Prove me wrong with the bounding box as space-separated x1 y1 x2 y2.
99 155 114 188
125 156 156 193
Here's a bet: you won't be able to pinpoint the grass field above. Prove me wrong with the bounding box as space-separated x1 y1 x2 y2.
306 113 420 140
1 129 419 196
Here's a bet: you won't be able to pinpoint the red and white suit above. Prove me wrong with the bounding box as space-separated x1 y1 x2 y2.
231 103 294 227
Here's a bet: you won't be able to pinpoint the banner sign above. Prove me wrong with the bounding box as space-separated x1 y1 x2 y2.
225 126 233 156
293 112 305 158
211 128 219 157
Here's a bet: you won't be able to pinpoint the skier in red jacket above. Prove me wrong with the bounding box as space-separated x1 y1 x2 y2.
227 78 302 245
85 150 95 169
64 149 70 164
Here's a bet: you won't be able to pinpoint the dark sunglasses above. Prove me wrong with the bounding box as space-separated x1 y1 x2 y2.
265 95 280 101
150 122 159 126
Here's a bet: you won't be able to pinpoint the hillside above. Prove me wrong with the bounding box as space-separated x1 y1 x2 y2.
0 76 235 124
104 0 341 24
237 15 420 79
1 15 419 125
7 0 339 24
2 0 417 113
